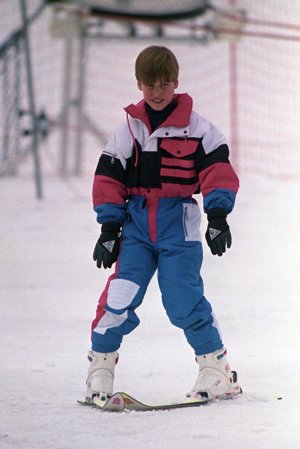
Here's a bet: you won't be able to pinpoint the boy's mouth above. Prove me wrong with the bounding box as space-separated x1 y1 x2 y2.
152 99 164 105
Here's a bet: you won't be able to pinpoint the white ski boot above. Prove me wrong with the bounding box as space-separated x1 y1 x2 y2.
86 351 119 402
189 347 242 400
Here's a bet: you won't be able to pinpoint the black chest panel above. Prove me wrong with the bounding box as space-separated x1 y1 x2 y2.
126 140 161 188
125 137 203 189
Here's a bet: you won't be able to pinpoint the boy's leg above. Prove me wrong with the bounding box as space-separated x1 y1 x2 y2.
91 239 158 353
157 241 241 399
87 238 157 399
157 241 223 355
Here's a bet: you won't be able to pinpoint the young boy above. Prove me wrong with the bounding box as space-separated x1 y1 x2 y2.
86 46 241 402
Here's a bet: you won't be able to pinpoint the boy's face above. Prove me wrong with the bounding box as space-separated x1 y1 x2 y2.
137 79 178 111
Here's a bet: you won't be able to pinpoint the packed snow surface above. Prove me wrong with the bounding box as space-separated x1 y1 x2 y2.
1 173 300 449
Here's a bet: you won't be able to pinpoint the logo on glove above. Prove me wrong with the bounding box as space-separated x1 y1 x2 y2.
208 228 221 240
102 240 115 253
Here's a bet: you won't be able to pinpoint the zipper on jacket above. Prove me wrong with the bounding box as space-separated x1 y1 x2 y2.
102 150 116 164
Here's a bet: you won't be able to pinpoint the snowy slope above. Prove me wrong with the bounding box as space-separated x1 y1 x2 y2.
1 171 300 449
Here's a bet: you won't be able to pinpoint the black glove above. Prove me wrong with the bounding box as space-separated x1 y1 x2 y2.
93 222 121 269
205 208 232 256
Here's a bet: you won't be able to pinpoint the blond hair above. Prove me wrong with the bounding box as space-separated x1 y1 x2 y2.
135 46 179 84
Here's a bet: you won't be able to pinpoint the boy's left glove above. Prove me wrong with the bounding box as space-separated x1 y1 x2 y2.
93 222 121 269
205 208 232 256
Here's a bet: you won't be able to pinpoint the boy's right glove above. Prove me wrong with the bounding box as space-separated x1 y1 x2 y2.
93 222 121 269
205 208 232 256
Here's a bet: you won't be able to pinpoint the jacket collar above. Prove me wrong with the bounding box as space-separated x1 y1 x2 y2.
124 93 193 131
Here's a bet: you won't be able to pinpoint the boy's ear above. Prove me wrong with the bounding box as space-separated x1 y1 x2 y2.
137 80 142 91
174 80 179 89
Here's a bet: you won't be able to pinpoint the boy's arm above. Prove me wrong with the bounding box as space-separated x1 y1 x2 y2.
196 122 239 255
92 124 131 269
197 123 239 215
92 123 130 226
93 158 127 226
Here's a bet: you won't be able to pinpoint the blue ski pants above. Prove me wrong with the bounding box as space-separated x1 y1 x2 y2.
91 195 223 356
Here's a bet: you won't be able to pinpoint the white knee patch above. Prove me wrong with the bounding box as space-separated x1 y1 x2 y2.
107 278 140 310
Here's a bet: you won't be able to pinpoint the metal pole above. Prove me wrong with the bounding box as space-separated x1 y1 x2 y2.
19 0 43 199
228 0 239 173
60 38 73 177
74 25 86 176
2 52 10 170
14 39 21 168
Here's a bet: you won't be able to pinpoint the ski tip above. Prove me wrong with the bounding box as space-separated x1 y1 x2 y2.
77 398 92 406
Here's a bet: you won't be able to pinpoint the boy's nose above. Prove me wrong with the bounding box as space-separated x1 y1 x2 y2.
153 86 162 96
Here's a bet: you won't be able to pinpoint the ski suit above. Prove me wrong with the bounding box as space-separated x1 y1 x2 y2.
91 93 239 356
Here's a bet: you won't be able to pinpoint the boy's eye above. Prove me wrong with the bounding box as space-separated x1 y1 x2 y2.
145 82 170 89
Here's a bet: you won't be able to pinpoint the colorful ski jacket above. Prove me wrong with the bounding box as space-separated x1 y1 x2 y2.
93 93 239 241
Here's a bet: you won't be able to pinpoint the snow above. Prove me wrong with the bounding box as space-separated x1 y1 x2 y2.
1 170 300 449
